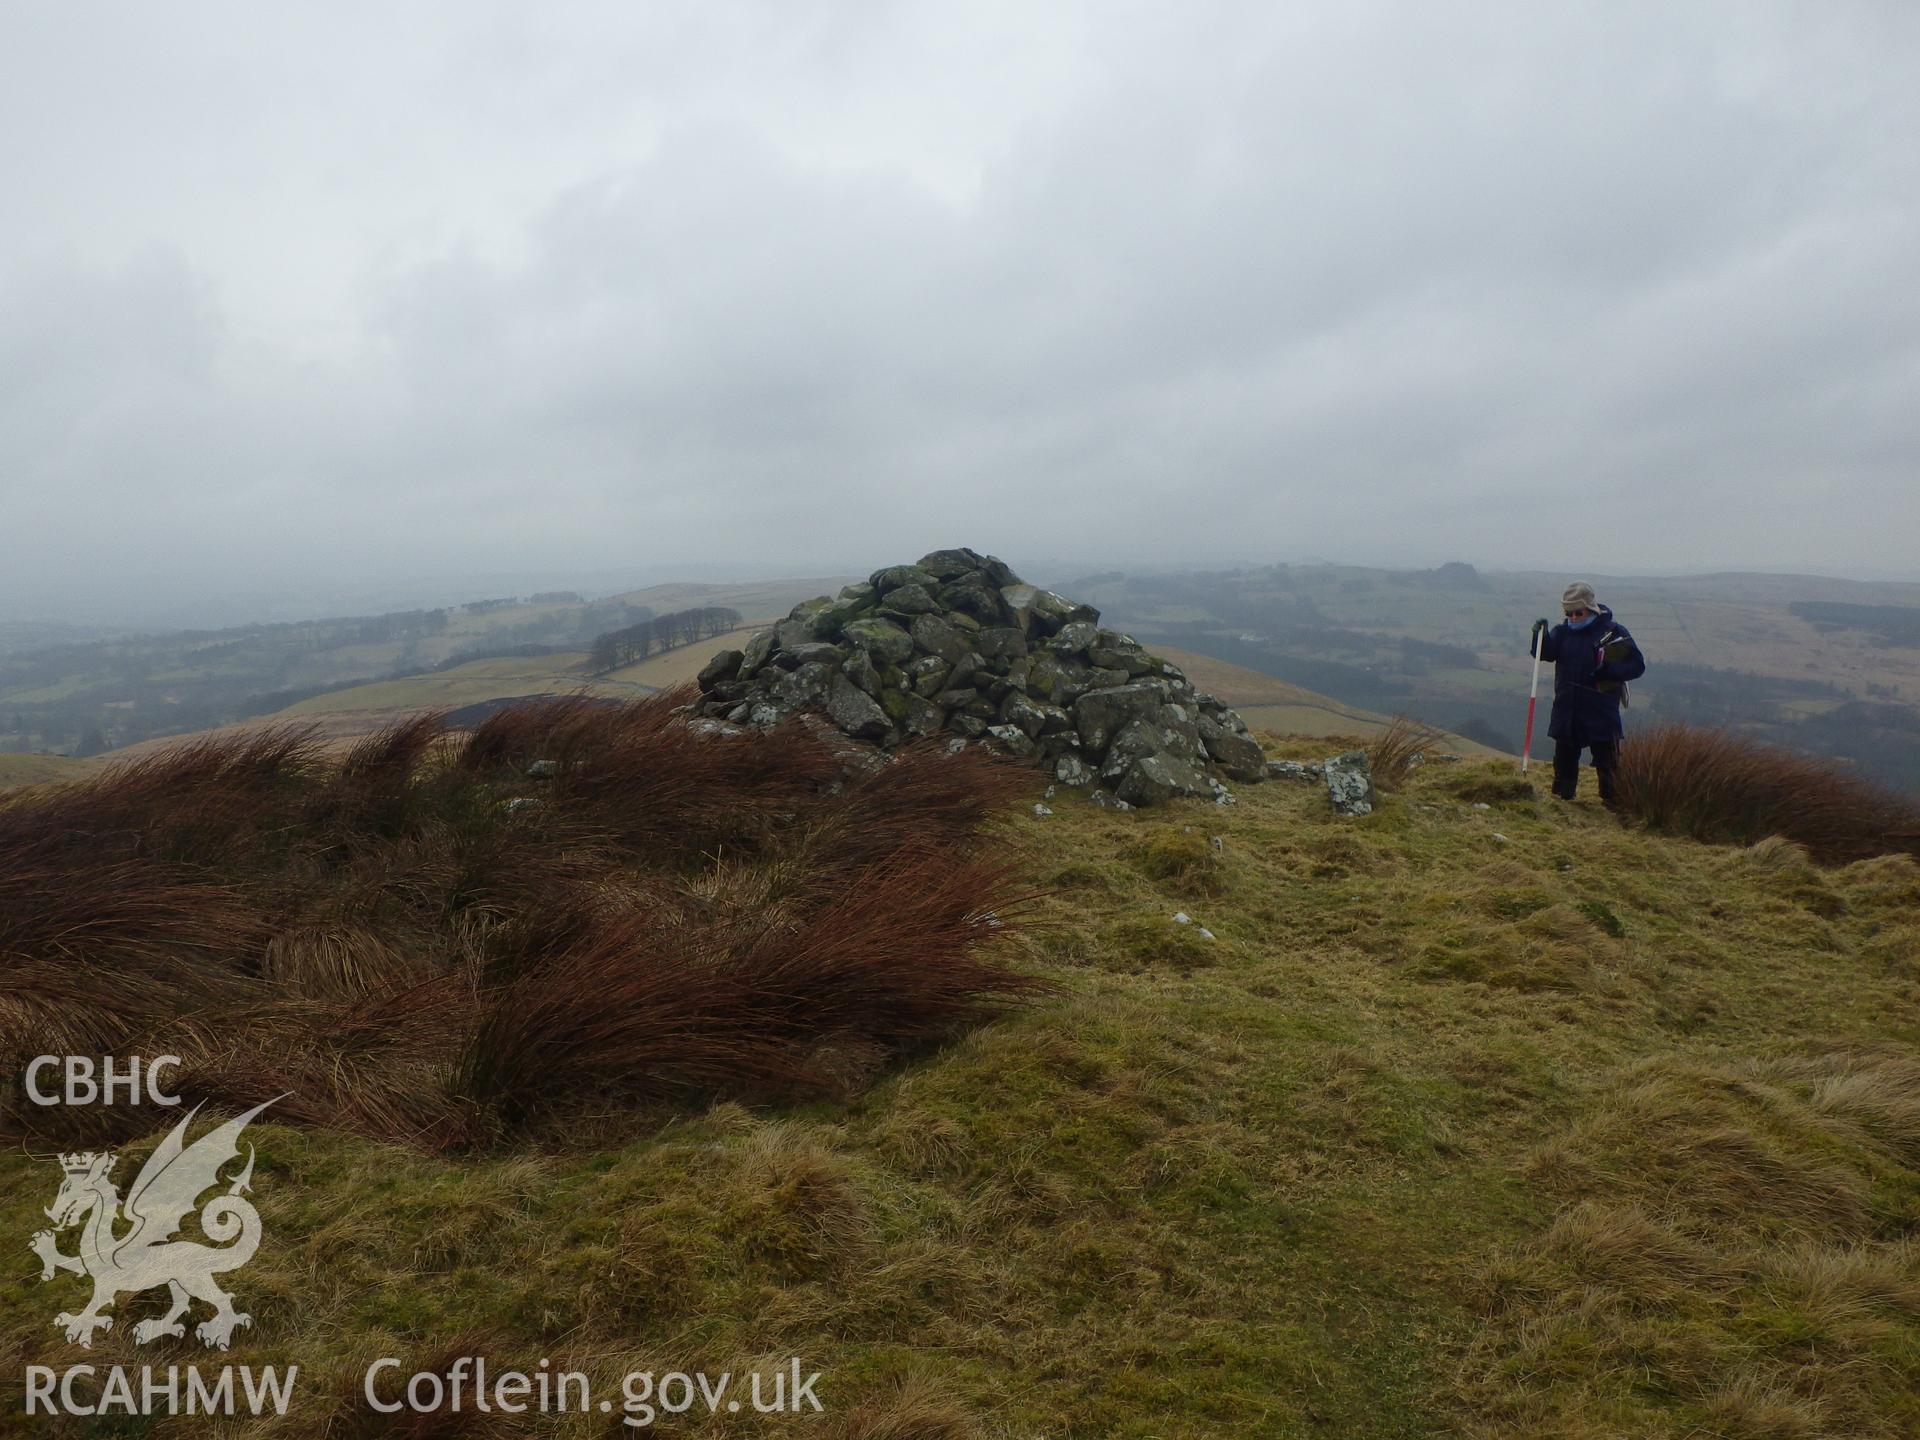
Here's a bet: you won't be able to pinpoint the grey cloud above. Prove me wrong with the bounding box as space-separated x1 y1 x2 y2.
2 1 1917 624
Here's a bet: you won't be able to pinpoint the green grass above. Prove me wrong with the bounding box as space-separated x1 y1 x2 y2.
0 753 97 790
4 743 1916 1436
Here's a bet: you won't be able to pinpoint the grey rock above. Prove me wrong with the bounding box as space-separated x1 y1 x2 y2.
778 661 837 707
1117 752 1213 807
1198 719 1267 781
1056 753 1094 787
1031 589 1099 630
843 647 882 697
781 641 845 670
870 563 939 594
737 628 777 679
826 673 892 740
940 579 1006 624
1089 643 1154 675
1266 759 1323 781
975 625 1029 661
747 699 792 728
1000 692 1048 738
1071 682 1170 752
1050 620 1100 654
697 649 743 690
916 548 992 581
841 617 915 666
526 759 560 779
902 691 946 737
1324 750 1376 817
909 613 972 666
904 654 953 696
986 723 1039 757
880 583 938 615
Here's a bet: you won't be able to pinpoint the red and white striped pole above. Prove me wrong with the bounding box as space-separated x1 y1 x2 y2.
1521 627 1543 772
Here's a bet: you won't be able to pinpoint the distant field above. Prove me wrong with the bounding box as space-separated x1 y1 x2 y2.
0 753 97 790
609 576 858 617
277 654 612 718
1154 645 1504 756
601 622 777 689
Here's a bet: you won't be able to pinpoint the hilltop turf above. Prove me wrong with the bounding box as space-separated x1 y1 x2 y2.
2 739 1915 1438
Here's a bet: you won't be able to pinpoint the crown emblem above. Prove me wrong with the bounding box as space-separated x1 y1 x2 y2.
59 1152 108 1175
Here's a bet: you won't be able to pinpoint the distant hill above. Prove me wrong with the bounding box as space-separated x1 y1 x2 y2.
1071 563 1920 790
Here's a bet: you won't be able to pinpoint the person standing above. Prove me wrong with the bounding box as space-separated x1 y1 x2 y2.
1529 582 1646 807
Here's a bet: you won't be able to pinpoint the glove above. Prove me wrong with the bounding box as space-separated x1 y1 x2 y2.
1530 617 1549 638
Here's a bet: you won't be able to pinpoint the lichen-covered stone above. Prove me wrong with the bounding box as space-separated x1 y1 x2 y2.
905 654 953 696
976 626 1029 662
880 583 938 616
1325 750 1376 816
1000 692 1047 739
871 563 939 594
902 691 946 737
841 617 914 666
779 641 844 670
843 647 881 697
826 673 891 739
1049 620 1100 654
909 614 971 666
737 628 777 680
1055 752 1095 787
1072 682 1170 752
1117 752 1213 807
986 723 1038 757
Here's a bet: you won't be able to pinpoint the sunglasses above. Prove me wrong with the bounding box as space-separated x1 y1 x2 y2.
1566 607 1592 619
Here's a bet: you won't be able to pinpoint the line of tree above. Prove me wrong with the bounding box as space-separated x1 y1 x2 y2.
588 606 742 673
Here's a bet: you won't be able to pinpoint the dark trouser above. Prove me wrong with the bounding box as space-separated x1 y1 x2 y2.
1552 738 1619 806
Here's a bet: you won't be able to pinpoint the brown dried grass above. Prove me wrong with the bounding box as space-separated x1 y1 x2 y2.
0 694 1046 1149
1613 722 1920 864
1367 713 1448 793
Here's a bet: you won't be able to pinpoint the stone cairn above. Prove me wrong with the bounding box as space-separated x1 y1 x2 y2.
691 549 1269 808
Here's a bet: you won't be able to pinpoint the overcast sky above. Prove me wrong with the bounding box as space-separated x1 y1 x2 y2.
3 2 1916 624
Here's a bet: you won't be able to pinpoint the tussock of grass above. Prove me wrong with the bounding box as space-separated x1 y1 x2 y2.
1368 713 1448 792
1615 722 1920 864
0 690 1045 1148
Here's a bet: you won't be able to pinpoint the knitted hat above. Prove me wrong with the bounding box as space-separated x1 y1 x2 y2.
1561 581 1597 614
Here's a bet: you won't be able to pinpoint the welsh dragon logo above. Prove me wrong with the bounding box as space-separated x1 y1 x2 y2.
29 1098 279 1350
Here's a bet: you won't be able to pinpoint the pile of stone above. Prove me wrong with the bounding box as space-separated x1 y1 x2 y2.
691 549 1268 807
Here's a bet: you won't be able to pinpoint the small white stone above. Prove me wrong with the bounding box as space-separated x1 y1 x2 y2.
1196 927 1216 941
1492 832 1511 843
1172 911 1193 925
1033 803 1053 817
1473 802 1492 810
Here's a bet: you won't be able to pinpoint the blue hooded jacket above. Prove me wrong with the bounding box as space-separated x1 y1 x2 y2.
1532 605 1646 746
